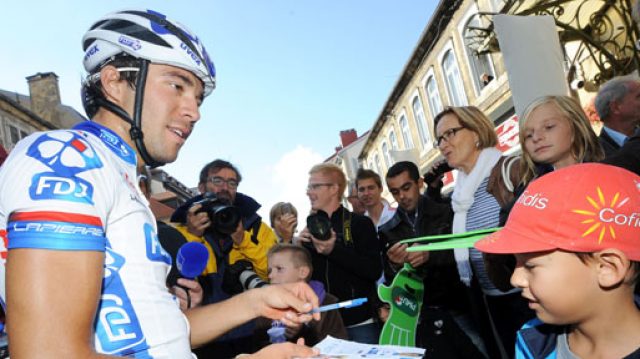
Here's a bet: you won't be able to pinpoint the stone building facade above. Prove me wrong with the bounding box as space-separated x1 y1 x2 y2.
0 72 85 151
358 0 638 198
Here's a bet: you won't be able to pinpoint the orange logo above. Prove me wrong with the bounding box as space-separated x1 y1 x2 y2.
571 186 638 244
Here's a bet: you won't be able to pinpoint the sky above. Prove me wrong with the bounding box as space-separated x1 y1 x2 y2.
0 1 436 220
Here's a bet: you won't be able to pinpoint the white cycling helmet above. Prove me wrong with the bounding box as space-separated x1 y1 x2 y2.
82 9 216 97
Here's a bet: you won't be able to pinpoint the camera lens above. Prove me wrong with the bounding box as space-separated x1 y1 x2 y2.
195 193 242 235
211 206 241 235
306 210 332 240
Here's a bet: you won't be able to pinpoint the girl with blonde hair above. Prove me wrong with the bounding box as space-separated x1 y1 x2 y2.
519 95 604 185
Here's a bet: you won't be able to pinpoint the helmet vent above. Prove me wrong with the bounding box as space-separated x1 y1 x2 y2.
123 10 205 66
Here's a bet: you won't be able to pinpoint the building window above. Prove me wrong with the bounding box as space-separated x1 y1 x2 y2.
388 130 399 150
6 123 30 148
399 115 414 149
442 50 468 106
368 160 375 172
351 158 359 173
412 95 432 149
463 17 496 94
381 141 392 168
369 152 381 174
425 75 444 118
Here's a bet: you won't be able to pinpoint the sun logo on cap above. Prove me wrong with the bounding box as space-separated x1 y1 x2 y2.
571 186 629 244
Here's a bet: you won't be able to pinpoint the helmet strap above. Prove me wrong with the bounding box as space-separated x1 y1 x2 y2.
95 59 164 169
130 59 164 168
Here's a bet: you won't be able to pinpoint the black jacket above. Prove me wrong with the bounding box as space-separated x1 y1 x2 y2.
305 205 382 327
598 128 622 157
378 194 468 311
602 133 640 176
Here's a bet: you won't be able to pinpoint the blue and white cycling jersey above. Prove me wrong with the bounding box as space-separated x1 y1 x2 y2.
0 121 193 358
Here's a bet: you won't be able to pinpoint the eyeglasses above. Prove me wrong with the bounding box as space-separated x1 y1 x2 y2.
435 126 465 147
306 183 334 191
208 176 239 189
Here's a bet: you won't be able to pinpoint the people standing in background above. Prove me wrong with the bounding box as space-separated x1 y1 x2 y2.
380 161 486 358
255 243 348 347
170 159 278 358
270 202 299 243
299 163 382 344
475 164 640 359
594 75 640 157
519 95 604 188
346 183 367 215
355 168 395 229
434 106 534 358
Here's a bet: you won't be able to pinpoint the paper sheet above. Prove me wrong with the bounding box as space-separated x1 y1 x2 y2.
300 336 425 358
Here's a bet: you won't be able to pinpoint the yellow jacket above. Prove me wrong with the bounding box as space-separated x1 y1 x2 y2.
174 221 277 279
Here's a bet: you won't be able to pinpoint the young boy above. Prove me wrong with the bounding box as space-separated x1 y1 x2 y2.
262 244 348 346
475 163 640 359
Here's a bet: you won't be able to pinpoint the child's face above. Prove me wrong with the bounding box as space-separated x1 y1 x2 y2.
511 250 600 325
268 252 307 285
523 102 575 169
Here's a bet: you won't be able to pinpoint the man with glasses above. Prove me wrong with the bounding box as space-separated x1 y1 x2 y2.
170 159 278 358
299 163 382 344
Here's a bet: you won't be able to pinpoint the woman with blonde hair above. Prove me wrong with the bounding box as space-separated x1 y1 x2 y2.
519 95 604 185
434 106 532 358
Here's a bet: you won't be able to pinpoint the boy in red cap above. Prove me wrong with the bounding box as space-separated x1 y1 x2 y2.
475 163 640 358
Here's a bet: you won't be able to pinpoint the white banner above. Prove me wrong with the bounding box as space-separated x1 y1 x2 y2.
494 15 569 121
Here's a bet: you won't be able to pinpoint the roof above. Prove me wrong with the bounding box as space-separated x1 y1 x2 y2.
0 89 86 129
359 0 463 159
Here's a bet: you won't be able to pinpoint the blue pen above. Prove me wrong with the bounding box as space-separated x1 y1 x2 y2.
310 297 368 314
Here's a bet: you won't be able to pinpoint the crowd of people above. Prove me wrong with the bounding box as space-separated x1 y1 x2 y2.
0 6 638 359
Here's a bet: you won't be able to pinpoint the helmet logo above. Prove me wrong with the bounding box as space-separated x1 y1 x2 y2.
118 36 142 51
180 42 201 66
84 44 100 62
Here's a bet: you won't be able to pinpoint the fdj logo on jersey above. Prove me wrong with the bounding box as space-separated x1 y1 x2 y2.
96 246 150 356
30 173 94 204
27 131 103 176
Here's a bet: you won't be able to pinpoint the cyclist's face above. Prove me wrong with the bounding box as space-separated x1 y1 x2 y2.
135 64 203 165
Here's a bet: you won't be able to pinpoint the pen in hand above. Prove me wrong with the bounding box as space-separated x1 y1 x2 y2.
309 297 368 314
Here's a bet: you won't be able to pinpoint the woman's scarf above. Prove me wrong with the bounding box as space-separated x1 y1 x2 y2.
452 147 502 286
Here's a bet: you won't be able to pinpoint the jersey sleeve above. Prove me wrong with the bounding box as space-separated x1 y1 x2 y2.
0 131 110 252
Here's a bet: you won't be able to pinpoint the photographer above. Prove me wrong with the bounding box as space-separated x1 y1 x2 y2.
171 159 278 358
299 163 382 344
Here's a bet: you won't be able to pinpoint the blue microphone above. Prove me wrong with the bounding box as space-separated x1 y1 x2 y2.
176 242 209 279
175 242 208 309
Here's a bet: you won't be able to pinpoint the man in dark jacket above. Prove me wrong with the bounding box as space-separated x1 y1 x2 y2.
602 133 640 176
379 161 486 358
299 163 382 344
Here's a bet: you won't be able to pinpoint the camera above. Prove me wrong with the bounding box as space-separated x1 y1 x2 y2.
306 210 332 241
424 161 453 185
222 260 268 295
194 192 242 235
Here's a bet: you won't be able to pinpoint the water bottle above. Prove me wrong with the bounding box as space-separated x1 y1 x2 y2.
267 320 286 344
